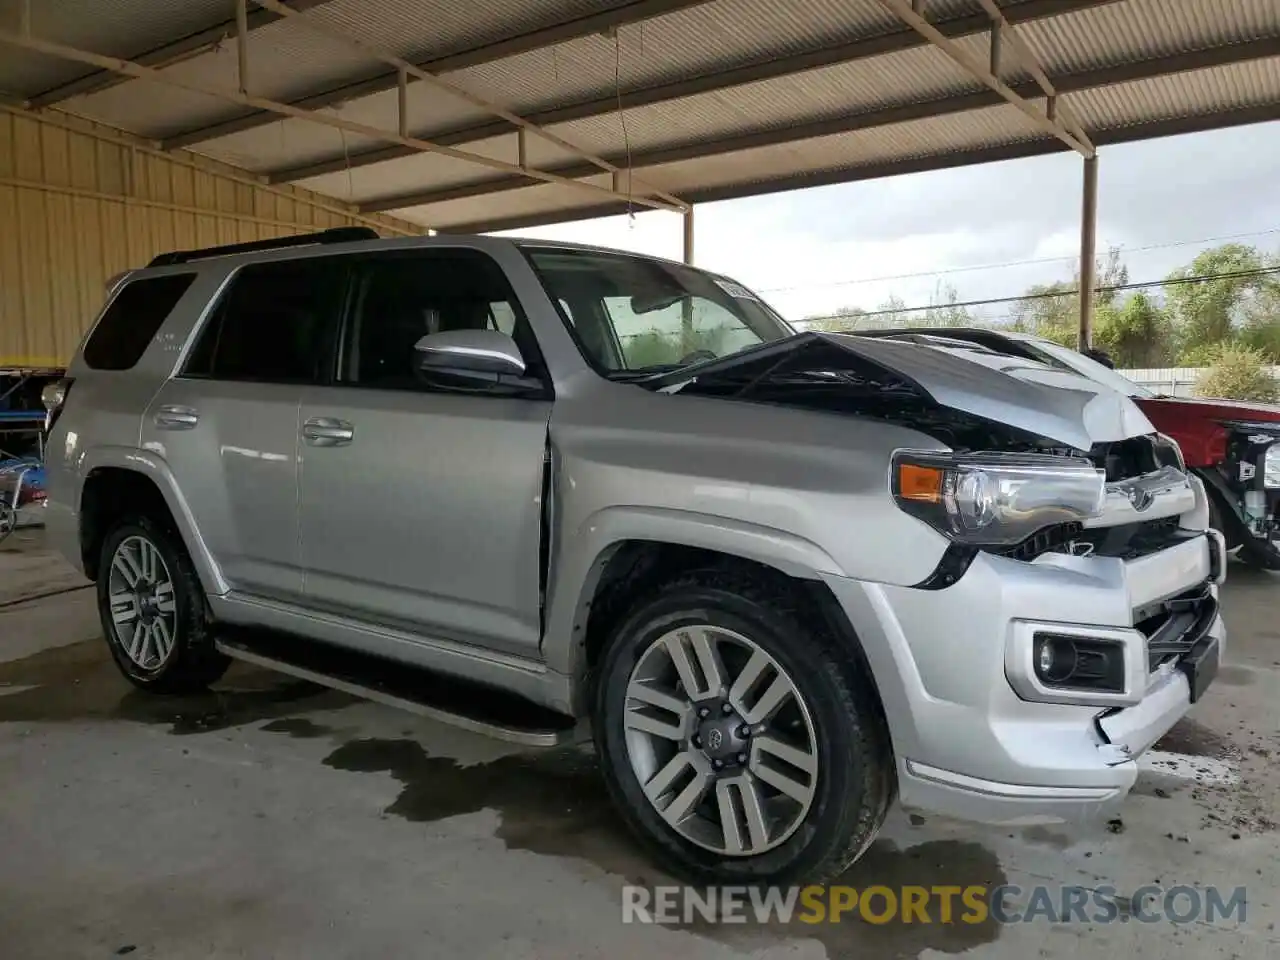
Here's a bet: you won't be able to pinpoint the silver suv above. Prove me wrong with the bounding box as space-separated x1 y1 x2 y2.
44 228 1226 884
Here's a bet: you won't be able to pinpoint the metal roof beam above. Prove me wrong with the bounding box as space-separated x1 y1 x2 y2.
159 0 715 151
268 0 1109 184
873 0 1092 156
360 37 1280 214
973 0 1093 152
0 28 683 217
437 100 1280 235
25 0 335 109
250 0 686 211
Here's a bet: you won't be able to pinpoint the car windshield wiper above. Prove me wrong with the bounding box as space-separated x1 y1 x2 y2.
606 363 690 380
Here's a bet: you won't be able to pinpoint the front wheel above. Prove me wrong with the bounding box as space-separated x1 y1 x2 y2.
97 515 230 693
593 569 893 885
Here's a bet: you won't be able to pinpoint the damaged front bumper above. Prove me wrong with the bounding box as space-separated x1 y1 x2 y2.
823 476 1228 827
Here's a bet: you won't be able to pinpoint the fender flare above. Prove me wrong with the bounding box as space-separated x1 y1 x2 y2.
79 446 229 595
541 504 843 680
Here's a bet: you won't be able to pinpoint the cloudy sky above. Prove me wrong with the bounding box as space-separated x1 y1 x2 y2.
499 119 1280 326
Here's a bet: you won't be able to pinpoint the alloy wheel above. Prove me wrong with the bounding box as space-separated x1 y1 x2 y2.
107 535 178 671
623 624 819 856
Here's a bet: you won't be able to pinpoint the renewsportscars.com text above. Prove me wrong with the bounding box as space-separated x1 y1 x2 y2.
622 884 1248 926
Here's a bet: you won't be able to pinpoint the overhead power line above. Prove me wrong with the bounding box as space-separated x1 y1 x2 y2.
758 226 1280 294
800 265 1280 324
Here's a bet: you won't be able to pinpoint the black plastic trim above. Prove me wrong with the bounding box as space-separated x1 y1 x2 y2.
147 226 378 267
911 543 977 590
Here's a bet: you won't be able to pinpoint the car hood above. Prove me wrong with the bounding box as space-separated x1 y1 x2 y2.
660 332 1156 451
1135 394 1280 424
819 334 1153 448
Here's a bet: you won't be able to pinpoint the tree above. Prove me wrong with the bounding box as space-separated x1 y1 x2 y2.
1237 252 1280 362
874 294 910 328
1165 243 1272 359
1009 246 1131 347
1193 343 1280 402
921 281 971 327
806 306 869 332
1093 292 1172 368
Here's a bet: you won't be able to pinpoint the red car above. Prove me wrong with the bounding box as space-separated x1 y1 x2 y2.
855 327 1280 569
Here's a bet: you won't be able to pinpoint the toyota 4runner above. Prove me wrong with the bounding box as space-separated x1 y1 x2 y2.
43 227 1227 884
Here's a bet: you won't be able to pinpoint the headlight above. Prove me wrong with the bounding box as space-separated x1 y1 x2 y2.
890 450 1106 546
1266 443 1280 489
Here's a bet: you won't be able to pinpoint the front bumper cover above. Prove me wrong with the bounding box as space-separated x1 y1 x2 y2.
823 526 1227 826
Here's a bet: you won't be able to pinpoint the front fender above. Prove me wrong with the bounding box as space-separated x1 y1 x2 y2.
541 504 843 683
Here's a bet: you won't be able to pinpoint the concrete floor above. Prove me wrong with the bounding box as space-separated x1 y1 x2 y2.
1 528 1277 960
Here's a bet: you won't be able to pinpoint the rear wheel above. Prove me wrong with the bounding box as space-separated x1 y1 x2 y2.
97 515 230 693
593 569 893 885
0 502 15 545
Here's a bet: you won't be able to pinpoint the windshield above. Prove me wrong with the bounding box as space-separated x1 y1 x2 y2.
524 247 794 375
1021 338 1155 399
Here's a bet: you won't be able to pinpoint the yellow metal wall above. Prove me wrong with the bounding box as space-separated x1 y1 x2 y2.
0 108 421 370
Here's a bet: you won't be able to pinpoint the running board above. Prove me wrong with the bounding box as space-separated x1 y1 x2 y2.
214 631 585 749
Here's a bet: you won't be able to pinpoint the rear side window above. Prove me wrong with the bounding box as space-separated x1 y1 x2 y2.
184 258 347 384
82 274 196 370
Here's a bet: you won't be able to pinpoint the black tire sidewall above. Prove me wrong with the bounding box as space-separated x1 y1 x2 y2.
594 582 876 885
97 517 207 689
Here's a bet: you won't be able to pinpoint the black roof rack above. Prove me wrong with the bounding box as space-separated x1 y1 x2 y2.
147 226 380 268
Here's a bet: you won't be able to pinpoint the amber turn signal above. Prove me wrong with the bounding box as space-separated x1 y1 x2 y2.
897 463 943 503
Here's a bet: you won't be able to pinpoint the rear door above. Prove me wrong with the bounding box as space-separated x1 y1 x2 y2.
142 257 348 603
295 248 553 657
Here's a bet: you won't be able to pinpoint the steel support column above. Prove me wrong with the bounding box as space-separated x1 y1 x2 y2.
682 207 696 349
1078 154 1099 350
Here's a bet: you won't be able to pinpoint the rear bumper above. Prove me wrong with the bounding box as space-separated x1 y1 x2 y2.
824 527 1226 826
43 498 84 576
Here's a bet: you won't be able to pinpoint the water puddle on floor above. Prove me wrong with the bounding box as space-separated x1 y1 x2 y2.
0 639 351 733
1 639 1007 958
322 736 1006 959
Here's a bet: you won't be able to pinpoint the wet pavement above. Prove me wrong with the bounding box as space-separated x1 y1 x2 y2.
1 528 1277 959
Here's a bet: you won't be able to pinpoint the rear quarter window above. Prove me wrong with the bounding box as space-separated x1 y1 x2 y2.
82 273 197 371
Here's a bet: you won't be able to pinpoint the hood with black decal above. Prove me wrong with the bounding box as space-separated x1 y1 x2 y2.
650 332 1156 451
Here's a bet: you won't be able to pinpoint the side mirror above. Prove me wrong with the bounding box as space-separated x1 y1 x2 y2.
414 329 540 393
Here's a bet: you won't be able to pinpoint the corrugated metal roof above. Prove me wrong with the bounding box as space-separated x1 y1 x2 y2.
0 0 233 96
0 0 1277 234
1022 0 1280 73
1072 57 1280 128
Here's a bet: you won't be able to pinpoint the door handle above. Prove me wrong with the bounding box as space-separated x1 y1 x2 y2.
154 405 199 430
302 417 355 447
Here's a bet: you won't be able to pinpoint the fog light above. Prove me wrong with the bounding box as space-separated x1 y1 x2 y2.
1032 634 1127 693
1035 636 1077 683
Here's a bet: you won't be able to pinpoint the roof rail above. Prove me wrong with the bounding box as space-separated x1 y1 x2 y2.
147 226 380 268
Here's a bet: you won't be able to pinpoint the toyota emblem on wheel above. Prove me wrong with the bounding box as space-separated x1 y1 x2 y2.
707 728 723 751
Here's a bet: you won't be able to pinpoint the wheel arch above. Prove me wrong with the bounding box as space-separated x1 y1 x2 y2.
78 448 226 594
543 506 886 721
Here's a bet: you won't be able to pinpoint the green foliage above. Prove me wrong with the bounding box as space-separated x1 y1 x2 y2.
920 281 972 327
808 242 1279 370
1176 341 1221 367
1093 292 1172 368
1193 343 1280 402
806 306 869 332
1165 244 1274 355
623 326 729 368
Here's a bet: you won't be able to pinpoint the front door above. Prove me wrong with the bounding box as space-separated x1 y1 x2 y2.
142 256 348 602
297 249 553 657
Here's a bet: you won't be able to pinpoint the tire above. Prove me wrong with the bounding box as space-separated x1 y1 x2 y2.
96 514 230 693
1205 484 1243 553
593 567 893 886
0 503 15 545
